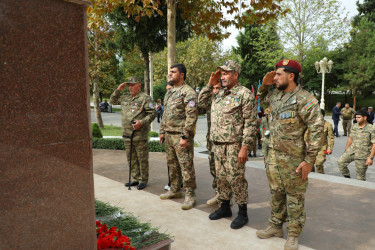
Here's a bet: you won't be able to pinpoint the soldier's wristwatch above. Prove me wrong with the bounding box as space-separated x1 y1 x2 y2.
370 157 374 160
181 135 188 140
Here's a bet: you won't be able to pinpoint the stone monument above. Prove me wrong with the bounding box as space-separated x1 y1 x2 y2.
0 0 96 248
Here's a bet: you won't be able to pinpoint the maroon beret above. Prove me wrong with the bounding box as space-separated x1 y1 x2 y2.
275 59 302 73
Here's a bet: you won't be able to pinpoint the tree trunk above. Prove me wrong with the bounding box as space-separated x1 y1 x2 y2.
167 0 176 70
353 89 357 111
143 52 150 95
93 78 104 129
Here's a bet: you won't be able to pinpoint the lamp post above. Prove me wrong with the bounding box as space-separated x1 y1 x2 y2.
315 57 333 110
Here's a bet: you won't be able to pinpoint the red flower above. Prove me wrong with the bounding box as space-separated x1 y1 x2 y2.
324 150 328 154
96 220 134 250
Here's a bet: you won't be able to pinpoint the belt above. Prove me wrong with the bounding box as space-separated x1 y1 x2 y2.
165 131 181 134
212 141 237 145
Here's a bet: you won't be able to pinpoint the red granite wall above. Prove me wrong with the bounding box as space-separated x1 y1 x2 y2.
0 0 96 248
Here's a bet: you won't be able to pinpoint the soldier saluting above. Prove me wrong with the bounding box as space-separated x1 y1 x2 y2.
110 77 156 190
256 60 324 250
199 60 257 229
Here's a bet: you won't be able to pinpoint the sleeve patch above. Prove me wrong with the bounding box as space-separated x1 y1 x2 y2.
188 100 196 108
304 100 316 110
148 102 154 108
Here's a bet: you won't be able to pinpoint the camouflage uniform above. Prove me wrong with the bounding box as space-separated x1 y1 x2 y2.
260 116 270 160
198 98 216 191
341 107 355 136
258 84 324 237
305 120 334 173
110 89 156 184
160 82 198 194
199 82 257 205
338 123 375 181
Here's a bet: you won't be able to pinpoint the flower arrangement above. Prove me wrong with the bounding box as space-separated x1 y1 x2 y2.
96 220 135 250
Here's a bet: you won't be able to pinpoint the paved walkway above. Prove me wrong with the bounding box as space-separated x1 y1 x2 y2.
93 149 375 250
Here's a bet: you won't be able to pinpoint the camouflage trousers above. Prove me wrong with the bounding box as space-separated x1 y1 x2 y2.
213 142 248 205
266 148 308 237
165 132 196 194
338 151 368 181
207 138 217 190
249 135 257 154
262 140 269 164
124 139 149 184
314 149 327 174
342 119 352 136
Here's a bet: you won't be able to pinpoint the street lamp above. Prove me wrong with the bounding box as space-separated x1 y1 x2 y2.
315 57 333 110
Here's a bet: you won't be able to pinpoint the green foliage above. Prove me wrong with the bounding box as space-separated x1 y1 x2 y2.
353 0 375 27
92 123 103 138
153 78 168 103
95 199 171 249
344 18 375 98
93 138 124 149
234 21 282 89
92 138 165 152
153 35 227 89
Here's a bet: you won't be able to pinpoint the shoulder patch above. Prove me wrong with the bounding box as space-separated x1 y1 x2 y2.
304 99 317 110
188 100 196 108
148 102 154 109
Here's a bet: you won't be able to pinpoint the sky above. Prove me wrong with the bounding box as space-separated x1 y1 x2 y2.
221 0 360 51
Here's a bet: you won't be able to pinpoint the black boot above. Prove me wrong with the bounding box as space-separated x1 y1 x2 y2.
344 175 351 178
230 204 248 229
209 200 232 220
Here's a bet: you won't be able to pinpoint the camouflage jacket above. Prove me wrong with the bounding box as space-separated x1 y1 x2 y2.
257 84 324 165
340 107 355 120
110 90 156 141
347 123 375 159
197 91 212 139
160 82 198 138
305 120 334 151
260 116 270 146
198 84 257 147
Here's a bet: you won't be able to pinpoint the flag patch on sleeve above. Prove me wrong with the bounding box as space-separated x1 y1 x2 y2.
304 100 316 110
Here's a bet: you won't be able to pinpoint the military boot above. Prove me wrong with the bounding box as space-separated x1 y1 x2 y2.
284 236 298 250
160 190 182 200
206 192 219 206
181 193 196 210
256 224 283 239
230 204 248 229
209 200 232 220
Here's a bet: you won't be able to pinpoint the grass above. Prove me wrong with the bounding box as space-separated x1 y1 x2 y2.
100 125 122 136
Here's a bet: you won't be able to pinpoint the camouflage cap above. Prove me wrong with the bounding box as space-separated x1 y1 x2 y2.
127 77 141 84
217 60 241 74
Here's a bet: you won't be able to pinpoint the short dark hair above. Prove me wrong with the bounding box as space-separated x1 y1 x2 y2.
356 109 368 118
170 63 187 80
282 68 299 84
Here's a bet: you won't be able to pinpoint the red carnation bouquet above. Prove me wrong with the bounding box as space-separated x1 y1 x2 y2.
96 220 135 250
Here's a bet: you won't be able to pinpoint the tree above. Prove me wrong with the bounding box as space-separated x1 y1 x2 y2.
277 0 350 83
234 20 283 89
152 35 228 89
344 18 375 110
353 0 375 27
89 0 287 72
107 1 191 95
88 0 117 128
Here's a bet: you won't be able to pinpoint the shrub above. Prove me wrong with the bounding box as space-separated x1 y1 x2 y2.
92 138 165 152
92 123 103 138
148 131 159 137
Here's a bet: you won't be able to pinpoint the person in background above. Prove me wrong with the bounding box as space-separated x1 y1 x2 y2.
155 99 164 123
367 107 374 125
332 102 341 137
340 103 355 136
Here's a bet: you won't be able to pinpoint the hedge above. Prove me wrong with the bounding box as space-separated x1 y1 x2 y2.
92 123 103 138
92 138 165 152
